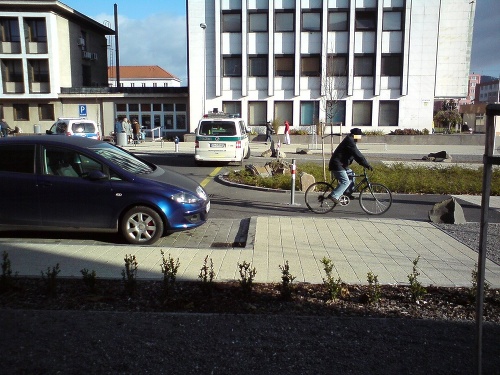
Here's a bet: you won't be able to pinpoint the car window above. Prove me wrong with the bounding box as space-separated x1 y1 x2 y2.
72 122 95 134
0 144 35 174
89 142 154 175
51 122 68 134
44 147 84 178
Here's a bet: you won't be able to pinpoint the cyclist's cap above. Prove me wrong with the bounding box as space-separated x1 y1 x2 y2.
350 128 363 139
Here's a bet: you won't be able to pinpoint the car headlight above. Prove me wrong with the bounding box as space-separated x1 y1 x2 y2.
171 192 201 204
196 186 208 201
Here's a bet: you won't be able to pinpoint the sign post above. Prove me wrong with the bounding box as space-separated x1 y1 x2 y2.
79 105 87 118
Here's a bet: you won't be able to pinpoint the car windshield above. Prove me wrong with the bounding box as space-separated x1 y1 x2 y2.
90 142 154 174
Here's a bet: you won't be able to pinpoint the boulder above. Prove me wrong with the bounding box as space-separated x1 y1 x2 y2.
300 172 315 192
422 151 452 162
428 197 466 224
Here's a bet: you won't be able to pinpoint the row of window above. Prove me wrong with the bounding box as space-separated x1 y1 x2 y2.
0 17 47 43
222 100 399 127
223 9 403 33
9 103 54 121
223 54 401 77
1 58 49 82
116 103 188 132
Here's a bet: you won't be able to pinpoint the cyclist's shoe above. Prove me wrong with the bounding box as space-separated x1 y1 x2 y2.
345 193 354 200
327 195 340 204
318 195 325 203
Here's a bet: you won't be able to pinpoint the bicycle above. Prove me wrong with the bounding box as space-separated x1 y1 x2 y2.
304 168 392 215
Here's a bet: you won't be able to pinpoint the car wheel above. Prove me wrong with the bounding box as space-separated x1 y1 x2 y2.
121 206 163 245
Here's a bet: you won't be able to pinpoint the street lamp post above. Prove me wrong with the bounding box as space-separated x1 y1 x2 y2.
200 23 207 116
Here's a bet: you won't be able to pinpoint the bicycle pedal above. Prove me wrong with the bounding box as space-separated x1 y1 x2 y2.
339 195 350 206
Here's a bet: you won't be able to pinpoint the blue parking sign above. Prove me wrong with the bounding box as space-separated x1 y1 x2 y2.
79 105 87 117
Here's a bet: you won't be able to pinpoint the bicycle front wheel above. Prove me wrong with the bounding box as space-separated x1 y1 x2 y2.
359 183 392 215
305 182 336 214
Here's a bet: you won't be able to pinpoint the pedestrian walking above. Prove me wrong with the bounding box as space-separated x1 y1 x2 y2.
284 120 291 144
265 121 274 144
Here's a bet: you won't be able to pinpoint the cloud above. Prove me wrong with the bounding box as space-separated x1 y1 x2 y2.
93 12 188 84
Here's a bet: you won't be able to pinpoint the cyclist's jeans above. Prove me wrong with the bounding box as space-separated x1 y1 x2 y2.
330 169 354 199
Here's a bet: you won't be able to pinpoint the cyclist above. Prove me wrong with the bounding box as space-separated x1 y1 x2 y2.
326 128 373 204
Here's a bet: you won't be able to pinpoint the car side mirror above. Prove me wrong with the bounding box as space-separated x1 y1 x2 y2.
87 170 108 181
46 130 53 135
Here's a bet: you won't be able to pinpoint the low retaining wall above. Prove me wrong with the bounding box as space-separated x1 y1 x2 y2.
180 133 489 146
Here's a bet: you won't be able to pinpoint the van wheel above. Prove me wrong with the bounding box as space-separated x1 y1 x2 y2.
244 146 251 159
121 206 163 245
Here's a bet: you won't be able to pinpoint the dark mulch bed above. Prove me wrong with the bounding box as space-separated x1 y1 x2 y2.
1 278 499 322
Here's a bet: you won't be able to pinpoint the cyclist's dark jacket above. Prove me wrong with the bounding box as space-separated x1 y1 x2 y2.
328 135 371 171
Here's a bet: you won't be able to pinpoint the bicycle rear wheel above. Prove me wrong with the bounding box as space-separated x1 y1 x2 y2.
305 182 336 214
359 183 392 215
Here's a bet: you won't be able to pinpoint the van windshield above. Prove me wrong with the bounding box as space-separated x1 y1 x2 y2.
199 121 237 136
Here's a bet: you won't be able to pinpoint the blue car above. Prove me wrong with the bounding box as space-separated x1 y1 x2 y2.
0 136 210 245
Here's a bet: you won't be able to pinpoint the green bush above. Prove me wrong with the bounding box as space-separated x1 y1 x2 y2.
226 163 500 195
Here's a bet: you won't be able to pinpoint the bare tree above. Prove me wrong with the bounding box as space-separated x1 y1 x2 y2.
319 52 348 179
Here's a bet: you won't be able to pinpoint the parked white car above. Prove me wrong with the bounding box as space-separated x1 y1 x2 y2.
46 118 101 140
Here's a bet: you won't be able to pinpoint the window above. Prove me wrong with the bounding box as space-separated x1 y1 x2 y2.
153 83 157 87
249 13 267 32
3 59 23 82
327 55 348 76
300 101 319 126
302 11 321 31
275 55 294 76
0 18 20 42
223 101 241 117
381 54 402 76
326 100 346 125
248 101 266 126
141 83 146 87
222 12 241 32
355 10 376 31
176 103 186 111
28 59 49 82
38 104 54 121
25 18 47 43
275 12 294 32
274 101 293 125
248 55 267 77
14 104 29 121
383 11 402 31
354 55 374 76
129 104 139 111
176 114 186 130
223 55 242 77
379 101 399 126
0 145 35 174
301 55 320 77
116 103 126 111
328 11 348 31
352 101 372 126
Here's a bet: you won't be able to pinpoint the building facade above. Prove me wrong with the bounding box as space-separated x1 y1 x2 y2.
187 0 475 134
0 0 113 132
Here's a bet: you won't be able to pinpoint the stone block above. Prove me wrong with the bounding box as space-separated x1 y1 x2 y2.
428 197 466 224
300 172 315 192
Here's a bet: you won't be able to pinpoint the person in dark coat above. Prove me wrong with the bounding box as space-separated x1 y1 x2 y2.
265 121 274 144
327 128 373 203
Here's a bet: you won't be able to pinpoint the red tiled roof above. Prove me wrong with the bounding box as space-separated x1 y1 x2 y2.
108 65 178 80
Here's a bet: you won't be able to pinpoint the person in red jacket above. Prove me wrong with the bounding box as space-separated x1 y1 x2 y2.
284 120 290 144
327 128 373 203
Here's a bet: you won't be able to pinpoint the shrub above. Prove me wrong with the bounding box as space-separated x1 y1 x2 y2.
160 250 180 296
279 260 296 300
237 261 256 296
80 268 97 293
198 255 215 295
41 263 60 297
320 257 347 301
407 255 427 302
122 254 138 296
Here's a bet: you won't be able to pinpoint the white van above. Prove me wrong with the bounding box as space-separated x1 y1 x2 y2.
194 113 250 165
46 118 101 140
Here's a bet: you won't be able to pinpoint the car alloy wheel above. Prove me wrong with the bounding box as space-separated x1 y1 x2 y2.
121 206 163 245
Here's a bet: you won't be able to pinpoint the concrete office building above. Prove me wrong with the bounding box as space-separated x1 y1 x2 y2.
187 0 475 134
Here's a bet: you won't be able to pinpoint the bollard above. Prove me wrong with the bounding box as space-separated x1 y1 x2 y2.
276 139 281 159
161 138 164 148
290 159 296 205
174 136 179 153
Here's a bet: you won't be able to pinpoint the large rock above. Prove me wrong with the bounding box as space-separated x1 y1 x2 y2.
300 172 315 192
428 197 466 224
422 151 452 162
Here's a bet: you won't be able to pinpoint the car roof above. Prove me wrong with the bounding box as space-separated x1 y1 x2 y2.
0 135 105 147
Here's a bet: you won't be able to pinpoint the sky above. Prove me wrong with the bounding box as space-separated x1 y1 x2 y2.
62 0 500 85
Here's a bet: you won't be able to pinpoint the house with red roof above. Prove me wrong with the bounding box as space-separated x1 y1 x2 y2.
108 65 181 88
